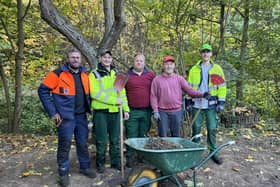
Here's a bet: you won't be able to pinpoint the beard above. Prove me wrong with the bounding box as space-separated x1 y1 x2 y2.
69 64 79 70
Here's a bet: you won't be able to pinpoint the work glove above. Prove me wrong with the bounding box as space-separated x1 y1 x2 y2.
153 112 161 121
216 104 225 113
186 105 192 113
203 92 211 100
185 98 193 113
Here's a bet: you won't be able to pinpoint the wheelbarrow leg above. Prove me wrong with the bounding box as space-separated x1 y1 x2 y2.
192 141 236 187
170 175 183 187
196 141 235 169
193 169 197 187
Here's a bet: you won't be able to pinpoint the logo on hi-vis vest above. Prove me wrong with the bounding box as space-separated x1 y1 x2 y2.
59 87 69 95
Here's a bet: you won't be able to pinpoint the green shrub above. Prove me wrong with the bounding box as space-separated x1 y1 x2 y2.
20 95 56 135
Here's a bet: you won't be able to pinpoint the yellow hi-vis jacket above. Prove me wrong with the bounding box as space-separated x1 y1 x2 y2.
188 61 226 106
89 65 129 113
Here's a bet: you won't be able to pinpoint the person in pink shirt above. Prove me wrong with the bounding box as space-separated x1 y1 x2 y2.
150 55 210 137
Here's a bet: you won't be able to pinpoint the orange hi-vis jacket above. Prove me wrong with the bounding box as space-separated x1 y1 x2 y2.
38 63 91 120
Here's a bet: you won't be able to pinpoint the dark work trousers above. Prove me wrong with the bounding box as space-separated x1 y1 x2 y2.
192 108 219 154
125 108 152 159
57 113 90 176
158 110 182 137
93 111 120 168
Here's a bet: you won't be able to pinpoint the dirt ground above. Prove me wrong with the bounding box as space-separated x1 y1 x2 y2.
0 126 279 187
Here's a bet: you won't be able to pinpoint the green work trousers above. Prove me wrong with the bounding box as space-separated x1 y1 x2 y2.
125 108 152 158
192 108 219 152
93 111 120 168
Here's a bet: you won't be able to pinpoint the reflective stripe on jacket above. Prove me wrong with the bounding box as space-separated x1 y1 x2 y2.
188 61 226 106
89 63 129 113
38 63 91 119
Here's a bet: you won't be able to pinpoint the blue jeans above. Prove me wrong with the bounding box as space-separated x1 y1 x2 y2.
158 110 182 137
57 114 90 176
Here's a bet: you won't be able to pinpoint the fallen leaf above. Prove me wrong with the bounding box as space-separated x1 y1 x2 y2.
254 124 264 130
203 167 211 172
96 181 104 185
184 180 194 187
248 147 257 151
22 171 30 177
28 163 34 168
232 166 240 172
245 155 254 162
247 155 254 159
232 148 240 152
43 166 51 171
21 146 32 153
227 130 235 137
243 134 251 140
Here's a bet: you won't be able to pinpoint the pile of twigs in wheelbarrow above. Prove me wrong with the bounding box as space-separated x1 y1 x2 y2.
144 138 183 150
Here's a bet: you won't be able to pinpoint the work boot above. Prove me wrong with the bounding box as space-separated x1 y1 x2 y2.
96 165 105 173
137 155 144 164
58 175 70 187
126 156 134 168
111 164 121 171
80 168 96 178
211 155 223 165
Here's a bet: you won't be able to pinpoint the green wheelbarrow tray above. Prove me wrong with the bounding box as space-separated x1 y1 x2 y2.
125 137 207 175
125 137 235 187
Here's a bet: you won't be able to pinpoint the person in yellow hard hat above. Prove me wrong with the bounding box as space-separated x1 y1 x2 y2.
186 43 227 165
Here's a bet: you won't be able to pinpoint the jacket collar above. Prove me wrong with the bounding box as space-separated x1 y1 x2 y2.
195 60 214 68
97 62 116 73
128 66 149 75
61 63 87 73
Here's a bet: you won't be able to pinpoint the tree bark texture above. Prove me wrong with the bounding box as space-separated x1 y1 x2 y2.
236 0 249 105
0 59 12 132
13 0 25 133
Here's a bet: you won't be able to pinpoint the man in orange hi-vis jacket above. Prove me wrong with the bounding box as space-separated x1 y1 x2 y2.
38 48 96 187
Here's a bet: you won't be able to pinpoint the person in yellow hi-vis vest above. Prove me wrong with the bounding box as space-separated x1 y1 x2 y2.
186 44 226 165
89 50 129 173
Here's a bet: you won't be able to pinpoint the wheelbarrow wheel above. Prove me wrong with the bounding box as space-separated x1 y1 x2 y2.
127 167 158 187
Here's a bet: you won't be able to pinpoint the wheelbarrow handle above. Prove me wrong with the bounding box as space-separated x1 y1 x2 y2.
195 140 236 169
190 133 203 141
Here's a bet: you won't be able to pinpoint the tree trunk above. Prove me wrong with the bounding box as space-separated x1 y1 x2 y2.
0 59 12 132
39 0 125 69
103 0 113 36
177 32 186 77
13 0 25 133
236 0 249 105
219 2 225 55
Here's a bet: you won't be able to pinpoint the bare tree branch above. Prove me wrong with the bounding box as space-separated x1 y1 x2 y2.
22 0 31 20
98 0 126 54
235 7 245 18
103 0 113 36
0 17 16 53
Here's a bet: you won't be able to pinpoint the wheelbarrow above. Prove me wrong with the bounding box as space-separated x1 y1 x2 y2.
124 135 235 187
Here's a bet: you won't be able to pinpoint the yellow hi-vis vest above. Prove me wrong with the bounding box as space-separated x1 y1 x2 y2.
188 61 226 105
89 69 129 113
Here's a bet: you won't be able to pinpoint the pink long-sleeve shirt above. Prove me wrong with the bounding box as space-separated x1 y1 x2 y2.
150 73 202 112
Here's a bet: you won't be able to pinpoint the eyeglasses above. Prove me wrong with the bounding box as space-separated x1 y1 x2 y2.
201 50 211 53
